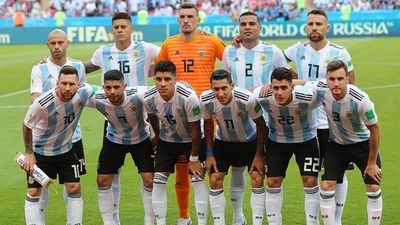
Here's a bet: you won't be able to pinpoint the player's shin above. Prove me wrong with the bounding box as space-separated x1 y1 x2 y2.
367 189 382 225
38 187 49 223
98 186 114 225
152 173 168 225
141 183 154 225
25 194 42 225
251 187 265 225
334 174 348 225
304 185 320 225
112 169 121 225
67 192 83 225
320 190 335 225
209 188 225 225
230 166 246 224
265 186 283 225
191 177 208 225
175 161 190 219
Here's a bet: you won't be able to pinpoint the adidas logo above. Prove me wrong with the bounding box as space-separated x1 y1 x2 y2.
108 56 113 60
47 74 54 79
300 55 305 60
234 57 239 62
175 50 180 55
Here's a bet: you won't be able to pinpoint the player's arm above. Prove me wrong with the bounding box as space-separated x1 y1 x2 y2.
249 116 266 175
364 123 382 184
290 68 298 79
188 120 204 179
348 70 356 85
204 118 217 174
22 123 36 174
31 92 41 103
84 61 100 74
148 113 160 148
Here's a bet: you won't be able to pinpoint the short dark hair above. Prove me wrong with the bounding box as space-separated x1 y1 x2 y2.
154 60 176 76
58 65 79 79
327 60 348 74
307 9 328 19
112 12 132 23
270 67 293 83
210 69 233 84
239 11 260 24
179 2 199 15
104 69 124 82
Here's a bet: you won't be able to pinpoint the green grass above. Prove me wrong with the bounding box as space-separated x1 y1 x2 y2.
0 37 399 224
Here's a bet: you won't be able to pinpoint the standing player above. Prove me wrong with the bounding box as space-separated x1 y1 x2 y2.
283 9 355 223
142 61 208 225
223 12 292 223
85 12 160 225
309 60 382 225
201 69 266 225
254 67 321 225
22 65 95 225
87 70 156 225
155 3 225 223
29 29 86 224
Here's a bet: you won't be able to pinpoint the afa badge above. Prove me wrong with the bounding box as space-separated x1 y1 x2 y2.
176 107 182 115
130 104 136 113
260 54 267 64
133 50 139 60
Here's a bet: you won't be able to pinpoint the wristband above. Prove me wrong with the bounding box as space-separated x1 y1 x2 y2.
189 155 199 162
206 149 213 157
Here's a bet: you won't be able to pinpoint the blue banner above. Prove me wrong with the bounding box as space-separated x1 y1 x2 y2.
0 20 399 45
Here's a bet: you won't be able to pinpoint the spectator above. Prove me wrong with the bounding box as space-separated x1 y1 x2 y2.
13 9 25 26
114 0 128 13
30 0 43 18
84 0 97 16
129 0 139 16
137 4 148 25
341 0 352 20
54 7 66 26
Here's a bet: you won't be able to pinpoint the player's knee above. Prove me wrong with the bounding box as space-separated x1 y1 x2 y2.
267 177 283 188
142 175 154 189
209 173 224 189
97 174 113 187
65 182 81 193
321 181 335 191
27 188 41 197
250 172 264 187
366 184 380 193
302 175 318 187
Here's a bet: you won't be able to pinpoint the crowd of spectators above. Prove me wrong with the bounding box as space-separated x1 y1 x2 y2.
1 0 400 21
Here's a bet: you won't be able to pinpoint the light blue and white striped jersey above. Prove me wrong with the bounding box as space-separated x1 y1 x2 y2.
200 87 262 142
222 41 290 90
284 41 353 129
24 83 94 156
91 41 160 86
310 81 378 145
141 83 201 143
30 57 86 142
254 85 320 143
87 86 150 145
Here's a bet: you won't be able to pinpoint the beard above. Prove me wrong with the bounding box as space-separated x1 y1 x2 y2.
307 33 324 42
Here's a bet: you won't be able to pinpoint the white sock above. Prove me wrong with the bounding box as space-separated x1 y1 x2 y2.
38 187 49 223
251 187 265 225
230 166 246 223
67 193 83 225
320 190 335 225
304 185 320 225
367 190 382 225
63 186 71 225
98 186 114 225
142 184 154 225
335 174 348 225
265 187 283 225
112 170 121 225
152 173 168 225
209 189 225 225
191 179 208 225
25 194 42 225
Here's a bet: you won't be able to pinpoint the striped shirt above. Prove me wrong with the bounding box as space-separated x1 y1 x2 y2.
200 87 262 142
91 41 160 86
284 41 353 129
88 86 149 145
30 57 86 143
254 85 320 143
24 83 94 156
310 81 377 145
222 41 290 90
141 83 201 143
156 33 225 96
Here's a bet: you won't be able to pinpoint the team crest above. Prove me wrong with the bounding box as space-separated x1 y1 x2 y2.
130 104 136 113
77 100 83 107
295 109 301 115
259 54 267 64
198 50 204 57
176 107 182 115
346 111 352 118
236 111 243 117
325 58 332 65
133 50 139 60
28 176 35 184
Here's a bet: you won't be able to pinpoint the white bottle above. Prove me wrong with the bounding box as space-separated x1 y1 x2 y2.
16 152 53 187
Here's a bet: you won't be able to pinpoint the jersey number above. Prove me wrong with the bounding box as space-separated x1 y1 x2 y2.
64 113 75 125
224 119 235 129
164 114 177 124
332 112 341 122
303 157 319 172
182 59 194 72
118 60 130 73
277 116 294 125
71 164 80 178
245 63 253 77
308 64 320 79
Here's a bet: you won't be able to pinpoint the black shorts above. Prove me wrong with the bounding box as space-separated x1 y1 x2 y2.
72 139 86 175
322 140 382 185
175 139 206 164
265 137 320 178
27 151 80 188
317 129 329 162
97 137 155 174
211 139 257 174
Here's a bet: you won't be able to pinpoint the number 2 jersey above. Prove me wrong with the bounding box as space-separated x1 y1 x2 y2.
91 41 160 86
284 41 354 129
254 85 320 143
24 83 95 156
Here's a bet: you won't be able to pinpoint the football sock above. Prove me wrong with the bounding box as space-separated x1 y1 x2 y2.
175 161 190 219
320 189 336 225
25 194 42 225
191 179 208 225
304 185 320 225
251 187 265 225
98 186 114 225
142 184 154 225
38 187 49 223
230 166 246 223
209 188 225 225
335 174 348 225
67 192 83 225
153 173 168 225
112 169 121 225
265 186 283 225
367 190 382 225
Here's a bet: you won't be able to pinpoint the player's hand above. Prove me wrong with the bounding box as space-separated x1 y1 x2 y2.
364 163 382 184
151 136 158 151
23 152 36 175
249 153 265 175
206 156 218 175
232 35 242 48
189 161 205 180
260 84 272 97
